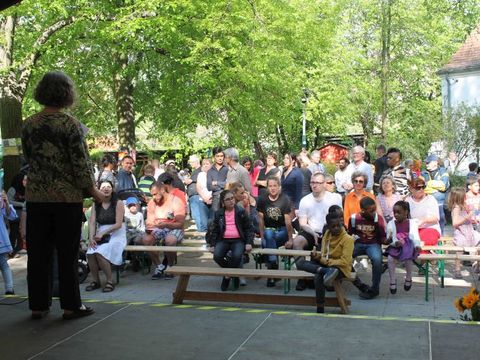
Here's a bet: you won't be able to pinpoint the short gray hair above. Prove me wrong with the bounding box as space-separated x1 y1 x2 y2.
378 175 396 194
351 171 367 184
324 174 334 182
352 146 365 155
224 148 239 162
189 155 200 164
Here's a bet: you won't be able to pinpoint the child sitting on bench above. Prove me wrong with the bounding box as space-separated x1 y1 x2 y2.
296 212 353 313
348 197 387 299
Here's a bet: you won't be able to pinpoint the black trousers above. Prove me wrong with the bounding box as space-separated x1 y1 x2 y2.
26 202 83 311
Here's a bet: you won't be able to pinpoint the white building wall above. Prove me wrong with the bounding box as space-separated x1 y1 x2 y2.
441 71 480 109
437 71 480 174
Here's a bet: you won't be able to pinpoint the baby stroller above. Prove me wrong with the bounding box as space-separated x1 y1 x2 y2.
78 249 89 284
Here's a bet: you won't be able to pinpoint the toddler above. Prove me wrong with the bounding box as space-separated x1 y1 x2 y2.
0 191 18 294
386 201 421 294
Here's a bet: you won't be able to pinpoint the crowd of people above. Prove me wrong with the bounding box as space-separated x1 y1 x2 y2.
92 143 480 314
80 143 476 313
2 71 479 319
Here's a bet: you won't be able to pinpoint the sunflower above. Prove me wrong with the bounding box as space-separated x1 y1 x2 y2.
455 297 465 313
462 292 480 310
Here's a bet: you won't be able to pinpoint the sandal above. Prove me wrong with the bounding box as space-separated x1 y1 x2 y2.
389 282 397 295
85 281 101 292
404 279 412 291
102 282 115 293
63 305 94 320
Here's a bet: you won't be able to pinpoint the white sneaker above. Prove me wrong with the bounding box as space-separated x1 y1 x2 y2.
360 259 369 269
157 264 166 272
151 264 166 280
353 260 363 272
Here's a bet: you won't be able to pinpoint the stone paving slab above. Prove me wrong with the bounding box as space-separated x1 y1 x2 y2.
1 298 479 360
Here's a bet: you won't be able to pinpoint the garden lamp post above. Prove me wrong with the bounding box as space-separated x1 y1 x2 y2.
301 89 309 150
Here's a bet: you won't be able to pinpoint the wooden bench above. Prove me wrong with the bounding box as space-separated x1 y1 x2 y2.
122 245 309 293
416 253 480 301
165 266 352 314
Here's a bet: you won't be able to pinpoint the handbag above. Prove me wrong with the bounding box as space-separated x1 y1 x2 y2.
96 234 111 245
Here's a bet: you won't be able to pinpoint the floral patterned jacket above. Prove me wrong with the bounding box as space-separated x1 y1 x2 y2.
21 112 95 203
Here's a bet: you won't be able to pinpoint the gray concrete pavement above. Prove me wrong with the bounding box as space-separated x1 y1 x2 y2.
2 225 480 359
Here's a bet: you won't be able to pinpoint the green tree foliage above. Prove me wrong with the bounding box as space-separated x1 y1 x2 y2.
1 0 479 183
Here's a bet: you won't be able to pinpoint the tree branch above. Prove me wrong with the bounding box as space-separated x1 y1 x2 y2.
15 16 76 99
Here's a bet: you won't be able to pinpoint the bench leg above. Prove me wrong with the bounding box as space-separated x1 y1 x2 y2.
333 279 349 314
283 256 291 294
439 259 445 288
425 261 429 302
173 275 190 304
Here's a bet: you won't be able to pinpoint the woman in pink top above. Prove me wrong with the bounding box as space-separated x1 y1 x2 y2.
209 190 254 291
241 156 260 199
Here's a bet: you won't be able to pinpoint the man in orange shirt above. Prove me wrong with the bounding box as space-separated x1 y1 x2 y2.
141 182 185 279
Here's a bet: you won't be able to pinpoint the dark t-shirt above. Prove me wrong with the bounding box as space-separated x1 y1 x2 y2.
187 167 201 197
257 193 291 228
257 167 280 199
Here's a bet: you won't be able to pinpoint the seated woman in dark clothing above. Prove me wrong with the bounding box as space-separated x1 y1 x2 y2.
209 190 254 291
86 181 126 293
257 176 293 287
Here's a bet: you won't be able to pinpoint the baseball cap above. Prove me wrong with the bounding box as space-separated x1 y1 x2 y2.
425 154 439 163
125 197 139 206
165 159 175 166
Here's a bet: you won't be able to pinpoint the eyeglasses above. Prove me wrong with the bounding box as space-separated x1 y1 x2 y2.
223 197 235 202
310 181 324 185
353 179 365 184
326 181 335 185
414 185 426 190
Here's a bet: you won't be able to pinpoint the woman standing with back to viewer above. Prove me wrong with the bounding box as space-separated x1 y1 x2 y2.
22 71 105 320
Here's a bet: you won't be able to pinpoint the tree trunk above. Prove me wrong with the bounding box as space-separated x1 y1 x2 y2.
360 112 371 148
380 0 392 142
313 126 321 150
253 140 265 160
275 126 282 153
113 53 136 151
0 15 21 187
276 125 288 155
0 94 23 188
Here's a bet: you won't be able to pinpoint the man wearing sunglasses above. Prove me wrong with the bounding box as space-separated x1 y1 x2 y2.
421 154 450 235
292 172 342 291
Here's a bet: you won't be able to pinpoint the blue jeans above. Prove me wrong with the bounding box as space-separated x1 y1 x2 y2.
189 195 209 232
262 227 288 264
214 240 245 268
439 204 446 235
0 252 13 292
353 242 382 293
295 258 342 305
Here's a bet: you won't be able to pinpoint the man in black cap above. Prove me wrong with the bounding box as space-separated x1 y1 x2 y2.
421 154 450 234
